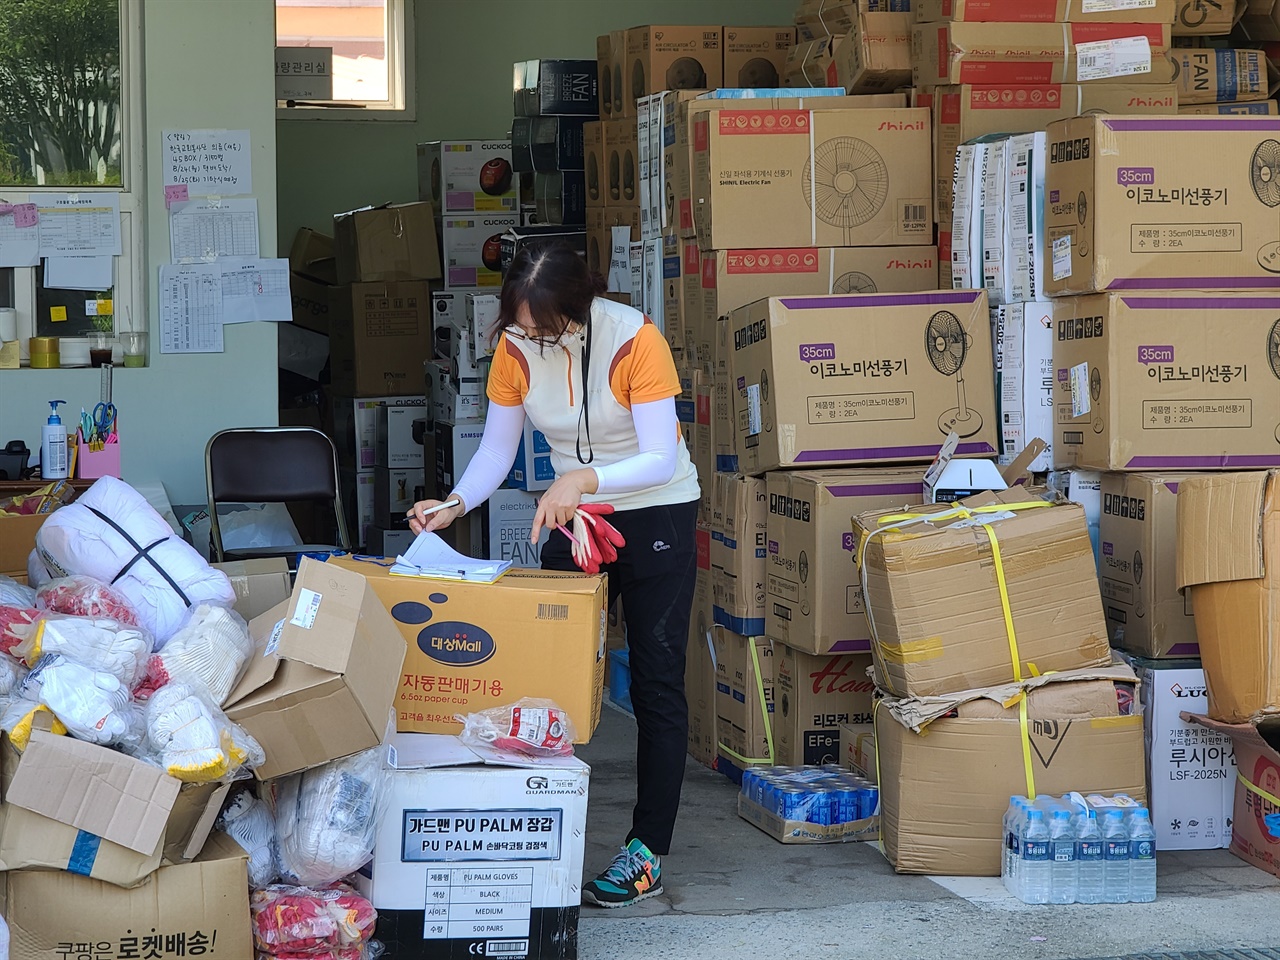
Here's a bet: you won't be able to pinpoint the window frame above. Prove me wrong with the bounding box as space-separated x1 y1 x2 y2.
0 0 144 361
275 0 416 122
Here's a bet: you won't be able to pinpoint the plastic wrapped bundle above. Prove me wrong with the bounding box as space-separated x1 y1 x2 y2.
37 575 141 625
0 576 35 609
35 477 235 646
0 652 25 695
0 606 40 657
8 614 151 687
457 697 577 758
0 699 66 751
271 748 389 886
218 787 279 888
250 884 377 958
142 682 264 782
26 551 52 591
19 655 133 746
134 604 252 704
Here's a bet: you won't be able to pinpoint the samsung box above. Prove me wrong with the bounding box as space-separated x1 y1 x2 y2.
712 473 768 635
508 421 555 493
766 467 923 655
728 290 998 474
1050 292 1280 471
360 734 589 960
775 645 874 767
440 214 519 289
1044 115 1280 296
514 58 599 117
436 420 485 495
724 26 795 88
328 557 607 739
418 140 518 214
1102 473 1199 659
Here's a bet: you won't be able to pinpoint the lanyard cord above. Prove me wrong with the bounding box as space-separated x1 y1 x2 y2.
576 318 594 464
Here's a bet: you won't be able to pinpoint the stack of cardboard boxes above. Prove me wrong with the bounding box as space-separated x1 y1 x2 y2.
512 58 599 228
1170 0 1277 116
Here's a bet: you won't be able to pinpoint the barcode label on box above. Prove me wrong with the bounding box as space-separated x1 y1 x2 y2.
1075 37 1152 82
488 942 531 955
1052 235 1072 281
537 604 569 620
1081 0 1156 10
290 588 322 629
898 199 929 238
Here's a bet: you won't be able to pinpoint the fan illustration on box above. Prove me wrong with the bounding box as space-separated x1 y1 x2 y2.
802 137 889 245
925 310 983 438
832 271 878 294
609 151 621 203
1251 140 1280 273
737 58 779 87
1268 319 1280 442
623 148 637 202
612 64 624 115
600 67 613 119
587 151 601 203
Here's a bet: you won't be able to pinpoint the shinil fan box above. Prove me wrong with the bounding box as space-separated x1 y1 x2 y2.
727 289 999 474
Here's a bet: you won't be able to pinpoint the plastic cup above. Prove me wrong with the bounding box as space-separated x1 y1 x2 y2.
121 330 146 368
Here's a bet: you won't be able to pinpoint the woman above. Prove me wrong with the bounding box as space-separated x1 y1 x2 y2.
408 242 700 909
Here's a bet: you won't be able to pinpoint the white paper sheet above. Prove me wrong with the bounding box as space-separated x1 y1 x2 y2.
170 198 259 261
162 129 252 196
219 258 291 323
159 262 223 354
43 255 114 291
0 206 39 267
391 531 512 583
35 193 122 257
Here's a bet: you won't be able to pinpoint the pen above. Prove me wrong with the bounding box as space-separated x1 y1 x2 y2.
414 499 461 520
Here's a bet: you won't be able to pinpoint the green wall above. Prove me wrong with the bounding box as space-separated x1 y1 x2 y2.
276 0 798 246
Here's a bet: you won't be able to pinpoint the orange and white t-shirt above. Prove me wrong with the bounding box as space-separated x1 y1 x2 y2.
487 297 700 511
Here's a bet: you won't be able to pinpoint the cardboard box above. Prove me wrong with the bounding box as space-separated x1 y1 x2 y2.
712 473 768 635
375 396 427 469
1176 0 1245 35
418 140 518 215
333 202 442 285
1 835 252 960
533 170 586 225
693 106 933 250
211 558 292 623
358 734 588 960
1049 292 1280 471
0 513 46 579
584 120 606 204
514 58 598 117
511 116 588 173
374 465 424 527
1181 99 1280 115
367 524 415 558
994 300 1053 472
596 33 614 119
225 558 406 780
854 489 1111 699
1043 115 1280 296
913 22 1174 88
603 118 639 207
439 215 519 289
586 204 642 279
289 226 337 285
783 36 845 88
727 290 998 474
1101 474 1199 659
691 373 714 519
1241 0 1280 40
1134 660 1235 850
1173 47 1271 104
328 557 607 740
329 281 433 398
483 485 550 568
834 12 913 95
724 26 795 88
687 561 718 767
766 468 924 655
876 665 1147 876
737 793 879 844
775 645 874 766
841 721 876 780
714 628 777 771
914 0 1178 21
1176 471 1280 722
624 26 723 116
288 269 334 336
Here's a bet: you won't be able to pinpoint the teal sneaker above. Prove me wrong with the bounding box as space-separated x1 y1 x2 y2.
582 838 663 908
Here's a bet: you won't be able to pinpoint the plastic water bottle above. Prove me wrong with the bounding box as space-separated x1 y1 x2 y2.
1076 809 1106 905
1129 809 1157 902
1049 808 1078 904
1002 797 1019 889
1102 809 1131 903
1020 809 1052 904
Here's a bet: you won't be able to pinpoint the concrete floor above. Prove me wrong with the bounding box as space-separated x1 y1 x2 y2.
575 706 1280 960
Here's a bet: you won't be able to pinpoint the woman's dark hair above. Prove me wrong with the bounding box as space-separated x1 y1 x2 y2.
494 241 607 344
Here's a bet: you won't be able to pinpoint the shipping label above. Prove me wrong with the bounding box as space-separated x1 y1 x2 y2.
1052 235 1072 280
1142 400 1252 429
1082 0 1158 9
1075 36 1152 82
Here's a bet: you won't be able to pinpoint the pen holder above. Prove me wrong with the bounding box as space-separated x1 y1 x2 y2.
76 440 121 480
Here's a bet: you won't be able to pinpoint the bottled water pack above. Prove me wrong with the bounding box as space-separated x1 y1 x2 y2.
740 765 879 827
1002 792 1156 904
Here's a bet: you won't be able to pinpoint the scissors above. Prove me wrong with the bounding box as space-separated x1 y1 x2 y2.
82 402 116 451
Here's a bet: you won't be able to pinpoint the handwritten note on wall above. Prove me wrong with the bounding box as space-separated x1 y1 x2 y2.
162 129 252 196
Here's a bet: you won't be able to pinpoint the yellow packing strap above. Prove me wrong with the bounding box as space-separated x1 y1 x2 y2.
716 638 776 769
1239 770 1280 809
1018 694 1037 799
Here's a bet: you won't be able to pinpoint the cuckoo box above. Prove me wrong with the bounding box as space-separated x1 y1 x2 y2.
853 490 1111 699
1100 473 1199 659
1049 292 1280 472
1043 115 1280 296
766 468 924 655
727 290 998 474
692 107 933 250
418 140 518 215
775 646 875 767
913 0 1178 21
328 557 608 740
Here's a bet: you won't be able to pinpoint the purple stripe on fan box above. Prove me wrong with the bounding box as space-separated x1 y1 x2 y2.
1121 295 1280 310
828 639 872 654
1104 118 1280 132
778 291 983 310
1125 455 1280 468
1109 277 1280 291
827 483 924 498
796 441 996 462
1166 643 1200 657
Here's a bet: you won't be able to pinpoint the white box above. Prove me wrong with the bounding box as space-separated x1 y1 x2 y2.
950 142 981 289
981 139 1007 305
357 734 589 959
440 215 519 289
647 95 663 238
335 397 398 471
1135 662 1235 851
418 140 519 215
352 470 375 547
464 293 500 367
1005 132 1046 303
375 396 428 469
367 525 416 558
508 421 555 493
431 288 485 354
484 487 551 569
993 301 1053 472
638 95 655 240
427 362 484 424
436 420 486 494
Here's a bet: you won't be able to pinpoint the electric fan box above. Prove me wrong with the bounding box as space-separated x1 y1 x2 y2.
623 26 723 119
724 26 796 88
852 488 1111 699
602 118 639 207
713 628 777 773
692 106 934 250
1049 291 1280 471
711 472 768 635
1172 48 1272 105
913 0 1178 22
1182 100 1280 116
833 11 914 96
765 468 924 656
783 35 846 88
993 300 1054 473
726 289 998 475
1043 115 1280 296
913 21 1175 88
796 0 914 41
417 140 518 215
